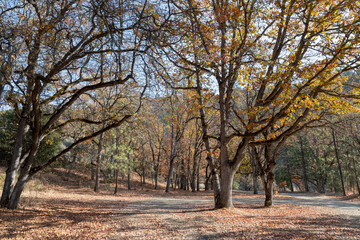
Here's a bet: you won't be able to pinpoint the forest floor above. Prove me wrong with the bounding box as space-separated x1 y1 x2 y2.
0 168 359 239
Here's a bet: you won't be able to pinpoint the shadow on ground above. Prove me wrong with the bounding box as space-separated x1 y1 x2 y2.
1 189 359 239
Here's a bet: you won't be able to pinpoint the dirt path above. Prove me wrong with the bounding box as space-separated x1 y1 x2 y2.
117 192 360 239
127 191 360 218
233 191 360 218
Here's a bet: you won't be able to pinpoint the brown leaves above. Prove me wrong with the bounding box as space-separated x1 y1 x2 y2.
1 184 359 240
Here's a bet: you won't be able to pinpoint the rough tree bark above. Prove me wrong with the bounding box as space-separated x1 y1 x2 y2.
253 143 281 208
0 117 29 207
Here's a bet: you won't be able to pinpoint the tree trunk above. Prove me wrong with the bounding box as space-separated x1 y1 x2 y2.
285 152 294 192
8 149 40 209
0 118 28 207
186 155 191 191
0 70 35 208
2 101 41 209
180 158 186 190
191 138 200 192
155 143 161 189
141 156 145 185
153 147 160 189
196 156 200 191
299 136 309 192
254 146 277 207
212 168 221 208
154 167 159 189
91 161 95 181
204 164 210 191
351 157 360 195
194 66 221 207
137 171 142 185
263 175 274 208
7 132 41 209
8 172 31 209
332 130 346 196
192 156 197 192
127 172 131 190
166 155 175 192
114 170 119 195
166 125 177 192
258 165 276 208
174 172 178 190
91 140 96 181
94 133 104 192
218 166 235 208
250 148 258 194
204 176 210 191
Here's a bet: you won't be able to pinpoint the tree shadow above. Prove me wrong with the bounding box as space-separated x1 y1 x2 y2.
1 192 359 239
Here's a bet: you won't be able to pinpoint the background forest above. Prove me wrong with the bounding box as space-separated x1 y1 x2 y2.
0 0 360 211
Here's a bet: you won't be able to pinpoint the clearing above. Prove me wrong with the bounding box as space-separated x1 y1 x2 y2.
0 169 359 239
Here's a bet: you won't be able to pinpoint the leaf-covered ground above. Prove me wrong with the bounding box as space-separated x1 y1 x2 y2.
0 170 359 239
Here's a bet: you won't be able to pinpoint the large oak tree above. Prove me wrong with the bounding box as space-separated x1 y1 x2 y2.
154 0 360 208
0 0 163 209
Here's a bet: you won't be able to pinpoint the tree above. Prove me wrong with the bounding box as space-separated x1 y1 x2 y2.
0 2 18 103
276 117 360 196
345 117 360 195
141 99 167 189
0 109 63 167
331 128 346 196
0 0 161 209
101 126 134 194
0 110 17 165
189 119 204 192
164 94 189 192
253 138 284 207
153 0 360 208
299 134 310 192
